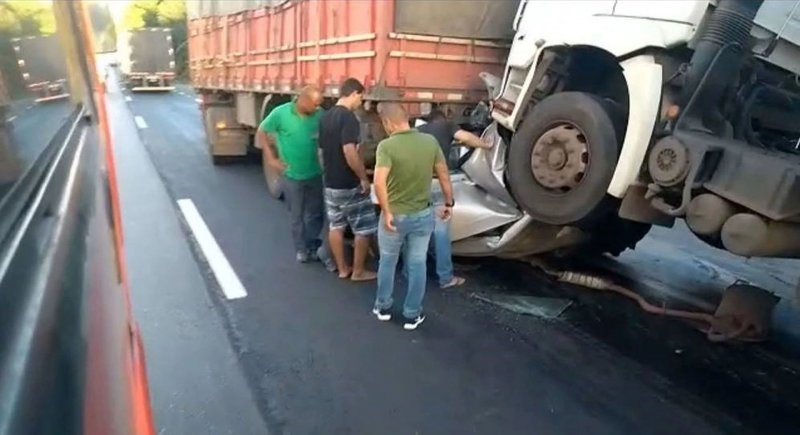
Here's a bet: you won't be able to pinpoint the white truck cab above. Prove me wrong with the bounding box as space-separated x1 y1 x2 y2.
483 0 800 259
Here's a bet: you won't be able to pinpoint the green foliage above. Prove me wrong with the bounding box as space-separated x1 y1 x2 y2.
0 0 58 99
88 2 116 53
123 0 188 79
122 0 186 30
0 0 56 37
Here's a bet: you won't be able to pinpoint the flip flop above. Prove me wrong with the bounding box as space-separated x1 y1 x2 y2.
441 276 466 289
351 271 377 282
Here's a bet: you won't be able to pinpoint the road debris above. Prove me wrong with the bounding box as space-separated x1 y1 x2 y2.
530 258 780 343
472 293 572 319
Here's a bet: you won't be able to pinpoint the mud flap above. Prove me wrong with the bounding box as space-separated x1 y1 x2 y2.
205 106 249 158
707 281 780 342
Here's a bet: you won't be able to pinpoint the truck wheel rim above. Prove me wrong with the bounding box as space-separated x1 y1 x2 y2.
530 123 589 193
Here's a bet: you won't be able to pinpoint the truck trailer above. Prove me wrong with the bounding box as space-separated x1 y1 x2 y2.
189 0 800 262
118 28 177 91
11 34 70 103
188 0 517 189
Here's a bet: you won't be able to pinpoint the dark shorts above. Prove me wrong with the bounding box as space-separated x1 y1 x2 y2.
325 187 378 236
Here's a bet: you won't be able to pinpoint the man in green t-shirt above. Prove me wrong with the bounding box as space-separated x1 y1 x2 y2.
371 103 454 331
257 86 325 263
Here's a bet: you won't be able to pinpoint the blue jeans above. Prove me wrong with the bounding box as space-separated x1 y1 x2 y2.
374 208 434 319
431 185 454 287
317 214 335 270
282 175 324 253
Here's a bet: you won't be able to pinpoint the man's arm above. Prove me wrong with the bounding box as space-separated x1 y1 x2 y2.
433 149 454 220
257 129 286 172
374 142 395 231
454 129 492 149
341 113 370 191
343 144 369 189
258 111 287 172
434 160 454 205
373 166 394 231
373 166 390 213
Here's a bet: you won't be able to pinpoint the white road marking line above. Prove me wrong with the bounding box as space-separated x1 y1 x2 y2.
125 96 132 102
134 115 148 129
177 199 248 300
7 116 16 122
194 98 202 103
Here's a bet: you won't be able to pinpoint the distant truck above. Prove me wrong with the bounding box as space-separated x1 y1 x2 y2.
0 67 19 185
118 28 176 91
0 69 9 124
11 34 70 103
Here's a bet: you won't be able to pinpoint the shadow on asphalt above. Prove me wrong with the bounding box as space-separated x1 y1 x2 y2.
459 255 800 434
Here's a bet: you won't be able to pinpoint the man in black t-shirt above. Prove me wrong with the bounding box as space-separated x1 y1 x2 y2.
319 78 377 281
417 110 491 289
418 110 488 166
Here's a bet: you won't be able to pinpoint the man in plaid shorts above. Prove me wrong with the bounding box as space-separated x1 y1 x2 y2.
319 78 378 281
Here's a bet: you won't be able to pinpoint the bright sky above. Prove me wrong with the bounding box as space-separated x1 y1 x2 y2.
105 0 130 22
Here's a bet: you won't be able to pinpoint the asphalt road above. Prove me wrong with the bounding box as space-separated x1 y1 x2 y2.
111 76 800 434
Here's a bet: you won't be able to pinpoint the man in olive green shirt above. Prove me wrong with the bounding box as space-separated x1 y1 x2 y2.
258 86 325 262
372 103 454 331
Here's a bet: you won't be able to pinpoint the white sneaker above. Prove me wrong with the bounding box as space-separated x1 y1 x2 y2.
372 307 391 321
403 314 426 331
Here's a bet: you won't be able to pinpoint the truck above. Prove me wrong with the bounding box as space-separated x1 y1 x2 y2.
118 27 177 91
189 0 800 262
11 34 70 103
0 68 20 186
187 0 516 179
0 68 9 125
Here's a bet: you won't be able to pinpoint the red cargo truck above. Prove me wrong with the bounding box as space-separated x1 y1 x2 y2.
188 0 517 197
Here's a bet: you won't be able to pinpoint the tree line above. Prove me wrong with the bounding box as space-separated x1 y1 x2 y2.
121 0 188 79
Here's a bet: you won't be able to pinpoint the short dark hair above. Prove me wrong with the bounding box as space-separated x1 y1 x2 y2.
378 103 408 123
427 109 447 122
341 78 365 97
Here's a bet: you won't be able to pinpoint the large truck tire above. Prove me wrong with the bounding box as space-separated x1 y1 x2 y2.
262 154 284 200
507 92 622 226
